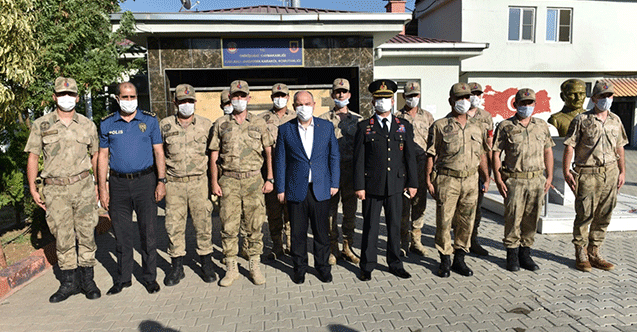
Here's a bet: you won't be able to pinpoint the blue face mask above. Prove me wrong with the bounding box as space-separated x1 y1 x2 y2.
517 105 534 118
595 97 612 112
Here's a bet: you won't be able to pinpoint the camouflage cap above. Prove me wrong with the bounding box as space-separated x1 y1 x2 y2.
333 78 350 92
271 83 289 96
54 77 78 94
515 88 536 102
220 89 230 105
368 79 397 98
230 80 249 95
175 84 196 101
592 81 614 96
404 81 420 96
449 83 471 98
469 82 483 93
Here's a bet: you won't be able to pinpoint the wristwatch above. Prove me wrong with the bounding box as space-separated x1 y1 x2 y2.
158 178 167 184
266 178 275 184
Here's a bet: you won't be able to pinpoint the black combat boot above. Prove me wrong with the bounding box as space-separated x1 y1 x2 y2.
49 269 81 303
163 256 185 286
518 246 539 271
79 266 101 299
200 254 217 283
451 250 473 276
506 247 520 272
438 252 451 278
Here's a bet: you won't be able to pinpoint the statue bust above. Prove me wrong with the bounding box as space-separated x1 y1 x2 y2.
548 79 587 137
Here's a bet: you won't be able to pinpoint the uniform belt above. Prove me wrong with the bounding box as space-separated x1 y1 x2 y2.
437 167 478 178
574 165 610 174
110 167 154 179
44 170 91 185
167 174 205 183
223 170 260 180
502 169 544 179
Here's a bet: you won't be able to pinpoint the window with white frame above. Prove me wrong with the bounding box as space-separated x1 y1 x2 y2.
508 7 535 42
547 8 572 42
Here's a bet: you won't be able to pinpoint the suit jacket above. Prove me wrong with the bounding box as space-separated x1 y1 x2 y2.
353 115 418 196
275 117 340 202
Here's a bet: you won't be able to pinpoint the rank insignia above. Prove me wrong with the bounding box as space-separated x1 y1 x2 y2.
139 122 147 133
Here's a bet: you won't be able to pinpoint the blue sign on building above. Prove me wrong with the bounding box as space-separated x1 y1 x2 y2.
222 38 304 68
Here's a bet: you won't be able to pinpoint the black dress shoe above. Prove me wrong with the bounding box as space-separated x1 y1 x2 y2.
292 273 305 284
358 270 372 282
106 281 132 295
143 280 161 294
389 267 411 279
317 271 333 283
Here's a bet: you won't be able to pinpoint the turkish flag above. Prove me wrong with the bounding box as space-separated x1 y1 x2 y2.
483 85 552 119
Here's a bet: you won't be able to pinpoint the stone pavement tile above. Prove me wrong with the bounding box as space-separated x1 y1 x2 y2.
425 308 454 319
102 313 133 323
264 318 293 331
437 323 471 332
615 325 637 332
234 320 265 332
613 314 637 325
196 317 233 331
157 311 187 321
318 316 349 328
304 308 332 320
462 321 499 331
371 311 401 322
184 308 213 319
238 306 265 316
330 307 357 318
444 313 478 325
291 317 320 329
129 313 160 322
345 312 375 324
387 317 421 330
362 319 394 331
109 320 142 330
166 318 197 328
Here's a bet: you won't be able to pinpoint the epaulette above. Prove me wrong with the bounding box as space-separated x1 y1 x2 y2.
101 112 116 121
142 110 156 117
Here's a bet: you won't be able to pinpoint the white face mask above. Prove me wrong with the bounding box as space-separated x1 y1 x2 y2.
119 99 138 114
178 103 195 117
223 104 233 115
296 105 313 122
595 97 613 112
405 96 419 108
334 98 349 109
470 95 484 109
454 99 471 114
56 95 76 112
273 97 288 110
374 98 393 114
517 105 534 118
231 99 247 113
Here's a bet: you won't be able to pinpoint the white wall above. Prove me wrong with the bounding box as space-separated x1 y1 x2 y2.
417 0 637 73
374 56 461 120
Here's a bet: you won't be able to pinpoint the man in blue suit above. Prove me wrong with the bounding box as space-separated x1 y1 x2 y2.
274 90 340 284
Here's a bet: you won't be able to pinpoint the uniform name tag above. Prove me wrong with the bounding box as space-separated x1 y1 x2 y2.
109 130 123 135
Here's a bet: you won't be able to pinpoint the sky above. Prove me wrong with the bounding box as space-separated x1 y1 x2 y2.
119 0 417 13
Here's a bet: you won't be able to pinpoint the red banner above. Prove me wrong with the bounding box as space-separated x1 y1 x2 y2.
483 85 551 119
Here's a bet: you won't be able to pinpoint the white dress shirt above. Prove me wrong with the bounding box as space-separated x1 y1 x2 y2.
375 113 392 131
297 117 315 183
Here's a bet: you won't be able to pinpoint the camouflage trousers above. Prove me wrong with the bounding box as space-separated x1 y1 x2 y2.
573 166 619 247
401 156 428 239
265 191 290 245
42 175 98 270
165 175 213 257
503 175 545 248
434 172 478 255
219 174 266 258
329 162 357 243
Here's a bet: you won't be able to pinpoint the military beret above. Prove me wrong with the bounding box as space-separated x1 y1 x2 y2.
368 79 397 98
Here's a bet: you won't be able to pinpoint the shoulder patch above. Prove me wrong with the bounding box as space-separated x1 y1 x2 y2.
101 112 116 121
40 121 50 131
162 123 171 132
220 122 230 131
142 110 156 117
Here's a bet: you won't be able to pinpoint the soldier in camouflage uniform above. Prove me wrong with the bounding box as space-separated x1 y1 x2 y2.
466 82 494 256
25 77 101 303
426 83 490 278
260 83 296 260
493 88 555 272
563 81 627 272
160 84 216 286
396 81 434 257
319 78 362 265
209 80 274 287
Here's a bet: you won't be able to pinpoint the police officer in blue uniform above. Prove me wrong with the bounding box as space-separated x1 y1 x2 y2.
98 82 166 295
354 80 419 281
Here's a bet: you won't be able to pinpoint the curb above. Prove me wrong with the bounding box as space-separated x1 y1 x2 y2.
0 214 111 301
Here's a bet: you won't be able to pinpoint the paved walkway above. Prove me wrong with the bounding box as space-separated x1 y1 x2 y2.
3 150 637 332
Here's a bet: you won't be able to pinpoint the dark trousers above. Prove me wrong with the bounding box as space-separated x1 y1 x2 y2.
287 183 331 277
109 172 158 283
360 192 403 273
